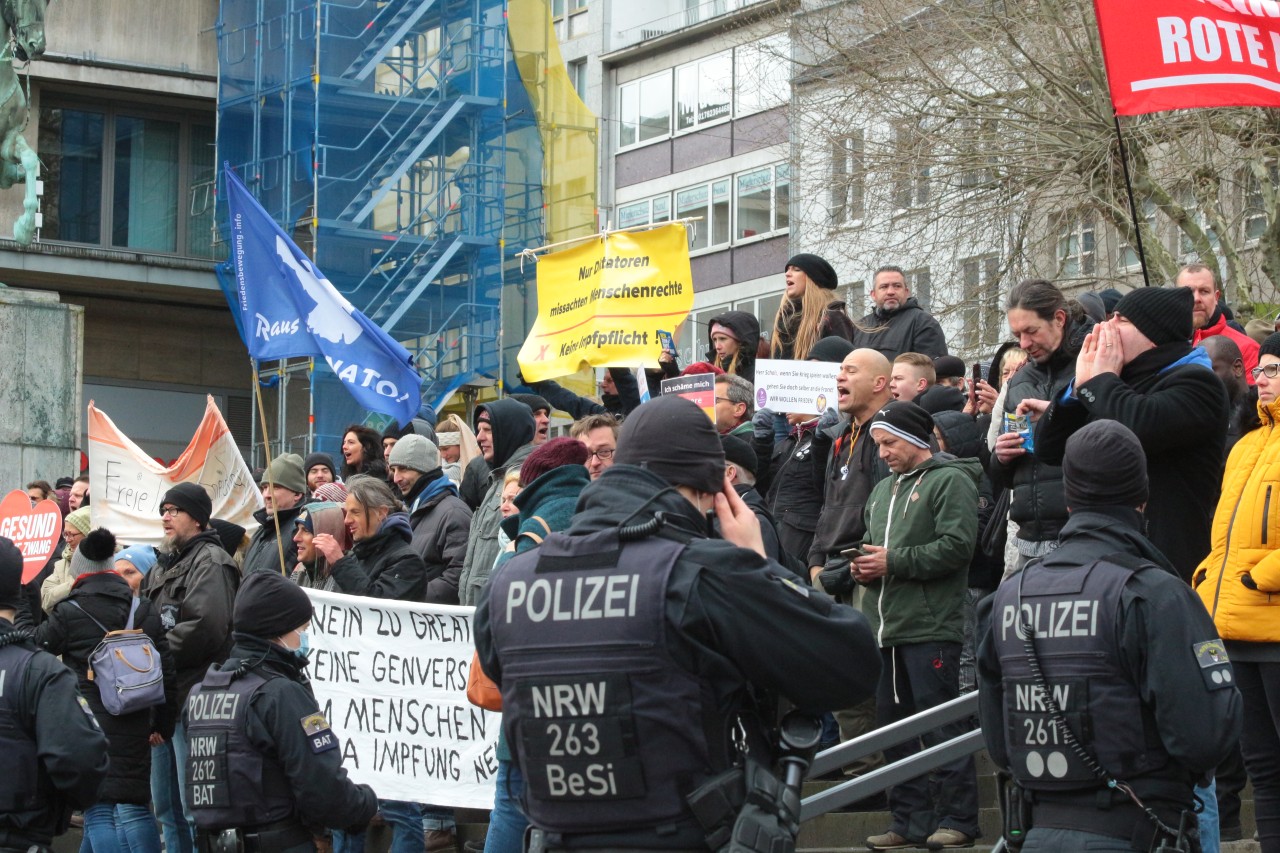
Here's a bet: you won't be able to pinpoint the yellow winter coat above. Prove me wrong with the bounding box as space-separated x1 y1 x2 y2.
1195 397 1280 642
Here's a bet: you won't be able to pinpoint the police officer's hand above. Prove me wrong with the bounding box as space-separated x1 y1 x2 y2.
851 544 888 581
714 474 766 557
313 533 345 564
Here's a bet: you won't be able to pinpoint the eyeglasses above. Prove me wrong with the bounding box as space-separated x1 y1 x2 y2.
1252 364 1280 380
588 448 615 461
159 506 185 518
714 396 732 404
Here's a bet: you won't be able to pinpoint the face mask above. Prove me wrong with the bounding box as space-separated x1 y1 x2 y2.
293 628 310 661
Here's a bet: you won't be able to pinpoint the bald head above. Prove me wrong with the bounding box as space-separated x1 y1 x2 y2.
837 348 893 421
1201 334 1245 400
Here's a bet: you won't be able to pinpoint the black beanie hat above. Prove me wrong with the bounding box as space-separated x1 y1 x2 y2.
720 435 759 479
1063 420 1148 510
868 401 934 450
1098 288 1124 316
932 355 966 380
0 536 22 610
1113 287 1194 346
510 393 552 415
807 336 856 363
303 452 337 478
1261 332 1280 359
159 482 212 529
233 571 313 639
615 395 725 494
785 253 838 290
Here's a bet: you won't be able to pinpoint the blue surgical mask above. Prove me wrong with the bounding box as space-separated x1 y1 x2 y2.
293 628 310 661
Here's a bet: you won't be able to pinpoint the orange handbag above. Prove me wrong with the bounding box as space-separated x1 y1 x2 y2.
466 649 502 711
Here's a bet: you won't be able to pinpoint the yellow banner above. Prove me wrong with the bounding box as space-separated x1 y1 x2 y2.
517 223 694 382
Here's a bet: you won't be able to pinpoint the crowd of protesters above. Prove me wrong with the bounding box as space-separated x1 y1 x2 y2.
5 255 1280 853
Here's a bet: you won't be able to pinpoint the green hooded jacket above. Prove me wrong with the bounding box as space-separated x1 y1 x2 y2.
860 454 979 647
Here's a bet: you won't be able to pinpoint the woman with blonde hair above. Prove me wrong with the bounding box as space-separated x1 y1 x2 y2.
769 253 855 361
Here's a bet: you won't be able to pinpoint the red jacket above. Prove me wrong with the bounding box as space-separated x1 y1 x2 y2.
1193 311 1260 384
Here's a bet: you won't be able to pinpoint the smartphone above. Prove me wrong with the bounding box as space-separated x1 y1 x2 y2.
971 362 983 388
841 546 869 559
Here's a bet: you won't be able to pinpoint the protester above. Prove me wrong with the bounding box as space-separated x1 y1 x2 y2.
389 434 472 604
38 528 177 853
1035 286 1228 581
509 393 552 446
243 452 309 575
114 544 158 595
719 434 797 573
714 373 755 437
304 452 339 495
855 402 981 850
69 474 90 510
849 265 948 360
706 310 764 382
1180 263 1260 383
40 504 92 612
770 253 856 359
522 366 642 421
140 481 240 849
569 413 618 480
888 352 933 402
1194 332 1280 853
340 424 387 482
289 502 349 592
320 474 426 601
26 479 53 502
459 399 537 603
1202 334 1254 455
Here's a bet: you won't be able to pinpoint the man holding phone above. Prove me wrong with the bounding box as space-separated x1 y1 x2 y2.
853 402 982 851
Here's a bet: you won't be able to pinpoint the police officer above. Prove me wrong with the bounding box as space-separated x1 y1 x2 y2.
0 536 109 853
184 571 376 852
475 394 881 851
977 420 1242 852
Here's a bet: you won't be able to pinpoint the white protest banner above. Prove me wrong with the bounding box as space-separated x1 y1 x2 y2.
754 359 840 415
304 587 499 807
88 397 262 547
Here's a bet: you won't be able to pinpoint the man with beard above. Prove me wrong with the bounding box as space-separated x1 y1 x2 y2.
242 453 309 575
849 266 948 361
388 434 472 605
140 482 241 844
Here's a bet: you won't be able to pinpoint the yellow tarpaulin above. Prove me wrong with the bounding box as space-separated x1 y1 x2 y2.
517 223 695 382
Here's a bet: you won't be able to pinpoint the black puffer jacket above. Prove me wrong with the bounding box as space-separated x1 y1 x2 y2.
330 512 427 601
850 297 948 360
37 572 177 805
989 318 1092 544
705 311 762 383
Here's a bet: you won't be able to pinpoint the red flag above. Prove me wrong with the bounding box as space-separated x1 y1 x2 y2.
1093 0 1280 115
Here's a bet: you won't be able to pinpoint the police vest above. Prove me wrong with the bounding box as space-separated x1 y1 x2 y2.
991 558 1170 792
488 528 715 834
184 666 296 829
0 642 41 813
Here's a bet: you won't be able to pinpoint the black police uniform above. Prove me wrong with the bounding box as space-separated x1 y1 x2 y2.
0 618 109 853
475 465 881 850
977 507 1243 851
184 635 376 853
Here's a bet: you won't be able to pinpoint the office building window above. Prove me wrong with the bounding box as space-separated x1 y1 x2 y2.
675 52 732 132
618 71 672 148
40 100 215 258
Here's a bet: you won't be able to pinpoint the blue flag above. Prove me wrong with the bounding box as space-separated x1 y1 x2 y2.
222 165 422 426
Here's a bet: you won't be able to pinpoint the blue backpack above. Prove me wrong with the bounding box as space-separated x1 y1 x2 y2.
69 598 165 716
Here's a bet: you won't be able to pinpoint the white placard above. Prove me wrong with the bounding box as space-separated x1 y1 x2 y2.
304 587 499 808
754 359 841 415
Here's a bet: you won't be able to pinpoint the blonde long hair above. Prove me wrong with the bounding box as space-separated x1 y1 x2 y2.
771 281 836 359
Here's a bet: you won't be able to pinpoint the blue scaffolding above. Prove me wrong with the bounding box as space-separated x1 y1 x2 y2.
216 0 543 452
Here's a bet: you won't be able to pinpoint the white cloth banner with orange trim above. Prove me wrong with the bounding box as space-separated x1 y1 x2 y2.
87 397 262 546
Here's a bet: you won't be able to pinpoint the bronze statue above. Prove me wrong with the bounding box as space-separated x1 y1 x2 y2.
0 0 44 245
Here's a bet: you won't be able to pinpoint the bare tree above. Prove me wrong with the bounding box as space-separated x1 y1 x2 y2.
788 0 1280 349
